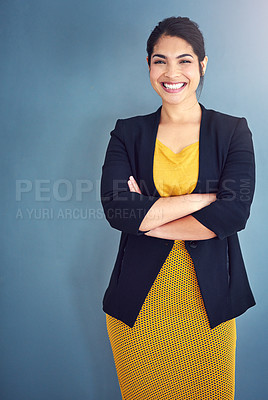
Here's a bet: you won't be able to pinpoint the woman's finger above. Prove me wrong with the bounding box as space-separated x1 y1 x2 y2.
128 179 141 194
129 176 142 194
130 177 139 192
130 176 141 194
128 180 136 192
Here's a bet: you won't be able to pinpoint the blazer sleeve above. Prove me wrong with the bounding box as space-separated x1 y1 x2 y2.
100 119 159 235
191 117 255 240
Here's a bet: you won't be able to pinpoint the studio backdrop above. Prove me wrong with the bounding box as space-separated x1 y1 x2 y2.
1 0 267 399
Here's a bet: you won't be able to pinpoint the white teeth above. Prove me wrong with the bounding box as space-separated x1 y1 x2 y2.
163 82 185 89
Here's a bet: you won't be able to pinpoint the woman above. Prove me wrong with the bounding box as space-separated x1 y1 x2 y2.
100 16 255 400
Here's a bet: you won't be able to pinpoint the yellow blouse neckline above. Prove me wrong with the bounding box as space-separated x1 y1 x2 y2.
156 138 199 156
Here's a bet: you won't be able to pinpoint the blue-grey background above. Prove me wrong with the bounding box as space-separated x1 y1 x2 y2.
1 0 267 399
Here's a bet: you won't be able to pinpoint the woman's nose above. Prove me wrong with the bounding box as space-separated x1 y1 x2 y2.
165 63 181 79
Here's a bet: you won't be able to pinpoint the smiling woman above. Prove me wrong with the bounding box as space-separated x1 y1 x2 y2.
101 16 255 400
148 35 207 107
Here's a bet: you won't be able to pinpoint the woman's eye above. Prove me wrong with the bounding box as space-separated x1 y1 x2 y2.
180 60 191 64
154 60 165 64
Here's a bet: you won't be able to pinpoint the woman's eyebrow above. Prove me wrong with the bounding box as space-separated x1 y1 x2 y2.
152 53 194 59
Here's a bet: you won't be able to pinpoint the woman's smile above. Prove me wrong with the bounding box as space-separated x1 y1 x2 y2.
161 82 187 92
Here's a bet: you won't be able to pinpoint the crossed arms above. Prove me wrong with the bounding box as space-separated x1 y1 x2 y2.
127 175 217 240
101 117 255 241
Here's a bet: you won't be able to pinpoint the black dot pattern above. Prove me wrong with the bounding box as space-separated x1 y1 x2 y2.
106 140 236 399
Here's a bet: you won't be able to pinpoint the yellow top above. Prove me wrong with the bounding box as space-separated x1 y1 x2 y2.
153 138 199 197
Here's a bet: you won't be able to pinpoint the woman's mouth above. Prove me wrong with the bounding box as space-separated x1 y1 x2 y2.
161 82 187 93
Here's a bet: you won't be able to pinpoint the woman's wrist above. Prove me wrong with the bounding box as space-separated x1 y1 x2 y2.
185 193 217 212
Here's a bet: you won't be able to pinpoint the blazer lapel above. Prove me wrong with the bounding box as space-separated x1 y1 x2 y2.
192 102 206 195
192 103 223 194
138 106 162 197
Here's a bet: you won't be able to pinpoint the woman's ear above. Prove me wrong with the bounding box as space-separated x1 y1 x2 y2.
201 56 208 75
146 56 150 70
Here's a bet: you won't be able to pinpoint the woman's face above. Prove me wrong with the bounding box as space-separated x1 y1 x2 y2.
147 35 208 107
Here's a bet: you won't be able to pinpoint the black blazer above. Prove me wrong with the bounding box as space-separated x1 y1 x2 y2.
100 103 256 329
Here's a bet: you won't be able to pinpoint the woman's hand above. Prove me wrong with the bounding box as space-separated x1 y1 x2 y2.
128 176 142 194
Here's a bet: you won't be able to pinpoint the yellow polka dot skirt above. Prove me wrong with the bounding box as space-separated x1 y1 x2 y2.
106 139 236 399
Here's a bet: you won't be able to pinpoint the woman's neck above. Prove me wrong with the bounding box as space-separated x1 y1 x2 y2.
160 100 201 124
